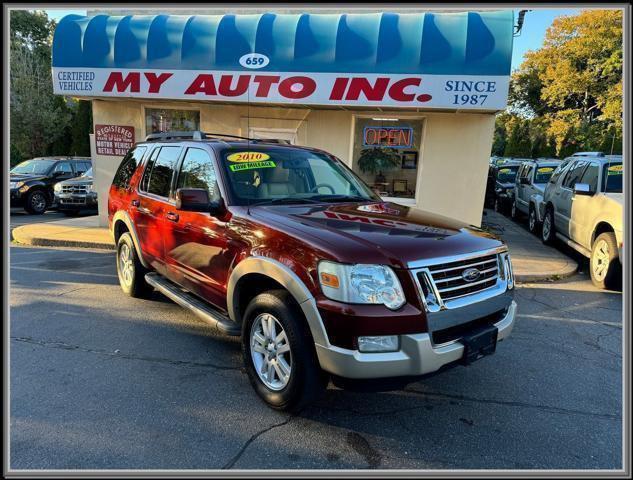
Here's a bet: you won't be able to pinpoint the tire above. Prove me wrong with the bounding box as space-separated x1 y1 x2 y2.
25 190 48 215
541 207 556 245
494 198 501 213
590 232 622 290
116 232 153 298
528 205 541 235
510 201 518 220
242 290 327 411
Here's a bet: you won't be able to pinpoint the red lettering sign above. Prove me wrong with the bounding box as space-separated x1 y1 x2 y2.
95 124 135 156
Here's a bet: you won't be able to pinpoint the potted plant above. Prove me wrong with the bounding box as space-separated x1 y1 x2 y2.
358 147 401 176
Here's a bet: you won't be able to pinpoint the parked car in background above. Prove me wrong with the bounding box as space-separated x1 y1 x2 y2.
485 159 523 212
540 152 623 289
108 131 517 410
10 157 92 214
511 158 561 233
54 167 98 216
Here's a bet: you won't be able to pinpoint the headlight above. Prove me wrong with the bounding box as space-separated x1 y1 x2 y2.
86 183 95 193
54 183 62 192
10 181 24 189
318 261 406 310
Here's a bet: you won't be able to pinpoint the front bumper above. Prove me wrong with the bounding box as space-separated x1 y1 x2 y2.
10 188 26 207
315 300 517 379
55 192 98 210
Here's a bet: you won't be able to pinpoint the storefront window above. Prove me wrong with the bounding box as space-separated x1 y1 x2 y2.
351 118 423 199
145 108 200 134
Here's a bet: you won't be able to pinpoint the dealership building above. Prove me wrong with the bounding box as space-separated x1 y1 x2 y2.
51 8 515 226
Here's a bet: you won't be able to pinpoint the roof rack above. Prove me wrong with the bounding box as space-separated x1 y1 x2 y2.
572 151 604 157
145 131 207 142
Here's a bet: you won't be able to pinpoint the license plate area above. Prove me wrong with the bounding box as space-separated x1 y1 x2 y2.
460 325 498 365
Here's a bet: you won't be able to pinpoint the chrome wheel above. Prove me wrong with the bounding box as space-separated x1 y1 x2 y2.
529 209 536 231
511 202 517 218
591 239 610 282
542 214 552 240
118 243 134 287
250 313 292 391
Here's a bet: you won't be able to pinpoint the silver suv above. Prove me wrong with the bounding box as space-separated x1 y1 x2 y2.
539 152 623 289
511 158 561 233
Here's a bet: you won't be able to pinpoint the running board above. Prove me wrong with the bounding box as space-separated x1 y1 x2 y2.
145 273 241 336
555 233 591 257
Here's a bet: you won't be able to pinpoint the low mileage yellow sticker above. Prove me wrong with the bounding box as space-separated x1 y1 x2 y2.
499 168 511 173
608 164 623 174
537 167 554 173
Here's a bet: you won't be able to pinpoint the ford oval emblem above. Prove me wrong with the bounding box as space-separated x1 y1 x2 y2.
462 268 481 282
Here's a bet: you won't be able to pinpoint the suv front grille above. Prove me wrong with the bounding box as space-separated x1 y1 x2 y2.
61 184 88 194
417 253 500 303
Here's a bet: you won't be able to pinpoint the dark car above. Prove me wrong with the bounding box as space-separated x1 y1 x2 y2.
108 131 516 410
485 160 523 213
54 167 98 216
10 157 92 214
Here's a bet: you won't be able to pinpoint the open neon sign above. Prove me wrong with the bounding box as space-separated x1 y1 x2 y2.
362 126 414 148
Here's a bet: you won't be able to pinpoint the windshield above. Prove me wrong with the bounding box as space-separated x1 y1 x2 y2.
82 167 93 177
496 166 519 183
218 146 379 206
534 166 556 183
11 159 55 175
602 163 622 193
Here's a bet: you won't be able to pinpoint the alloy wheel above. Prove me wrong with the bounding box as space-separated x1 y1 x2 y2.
31 192 46 212
250 313 292 391
543 214 551 240
592 239 610 282
118 243 134 287
529 210 536 231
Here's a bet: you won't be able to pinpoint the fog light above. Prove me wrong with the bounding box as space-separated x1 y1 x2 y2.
357 335 399 353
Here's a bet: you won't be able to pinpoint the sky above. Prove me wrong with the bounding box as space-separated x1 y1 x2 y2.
44 7 580 72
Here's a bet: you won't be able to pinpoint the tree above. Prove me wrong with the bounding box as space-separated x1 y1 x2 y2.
508 9 622 155
70 100 93 156
10 10 72 165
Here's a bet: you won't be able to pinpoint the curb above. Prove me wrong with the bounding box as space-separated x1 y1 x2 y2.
12 226 115 251
514 262 578 283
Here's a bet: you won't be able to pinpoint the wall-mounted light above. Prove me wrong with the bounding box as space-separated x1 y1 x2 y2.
371 118 399 122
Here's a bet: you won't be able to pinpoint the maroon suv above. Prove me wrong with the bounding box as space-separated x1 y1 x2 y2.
108 131 517 410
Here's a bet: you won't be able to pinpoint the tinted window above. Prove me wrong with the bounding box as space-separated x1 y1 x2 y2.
146 146 181 198
580 163 600 192
602 163 622 193
176 148 220 201
562 161 588 189
534 165 556 184
112 146 147 189
496 166 519 182
76 162 91 174
54 162 73 174
11 159 55 175
140 147 160 192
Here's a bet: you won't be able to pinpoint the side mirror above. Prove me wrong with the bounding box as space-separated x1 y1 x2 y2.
573 183 593 196
175 188 225 215
52 171 65 178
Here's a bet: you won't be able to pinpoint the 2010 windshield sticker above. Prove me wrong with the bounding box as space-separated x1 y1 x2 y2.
537 167 554 173
227 152 270 163
608 164 623 174
229 160 276 172
499 168 511 173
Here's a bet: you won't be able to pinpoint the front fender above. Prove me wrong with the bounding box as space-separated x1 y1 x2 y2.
530 193 545 222
227 256 330 347
110 210 150 268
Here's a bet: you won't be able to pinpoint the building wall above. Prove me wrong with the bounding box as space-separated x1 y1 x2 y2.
92 99 494 227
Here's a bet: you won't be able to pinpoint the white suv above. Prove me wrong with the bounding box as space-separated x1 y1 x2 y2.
540 153 623 289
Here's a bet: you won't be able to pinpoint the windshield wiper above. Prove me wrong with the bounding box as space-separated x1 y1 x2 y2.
310 194 370 203
250 197 322 206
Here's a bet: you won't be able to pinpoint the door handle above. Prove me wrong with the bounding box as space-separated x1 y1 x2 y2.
166 211 179 222
131 199 140 207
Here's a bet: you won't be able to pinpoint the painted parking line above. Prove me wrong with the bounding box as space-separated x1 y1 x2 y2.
517 313 621 328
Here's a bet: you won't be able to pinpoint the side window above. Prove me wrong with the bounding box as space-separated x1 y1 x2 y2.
140 147 160 192
176 148 220 201
80 162 92 174
580 162 600 192
562 161 588 189
53 162 73 174
146 146 181 198
112 147 147 189
550 160 569 184
521 164 534 181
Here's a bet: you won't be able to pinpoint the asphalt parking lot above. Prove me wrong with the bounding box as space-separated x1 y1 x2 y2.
9 239 622 470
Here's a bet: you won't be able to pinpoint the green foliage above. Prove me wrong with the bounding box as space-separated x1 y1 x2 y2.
10 10 93 166
502 9 623 157
357 147 401 174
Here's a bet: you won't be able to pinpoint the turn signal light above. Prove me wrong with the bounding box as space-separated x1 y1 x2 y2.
320 272 340 288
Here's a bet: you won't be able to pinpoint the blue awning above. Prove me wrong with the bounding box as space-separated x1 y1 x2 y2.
52 11 514 76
